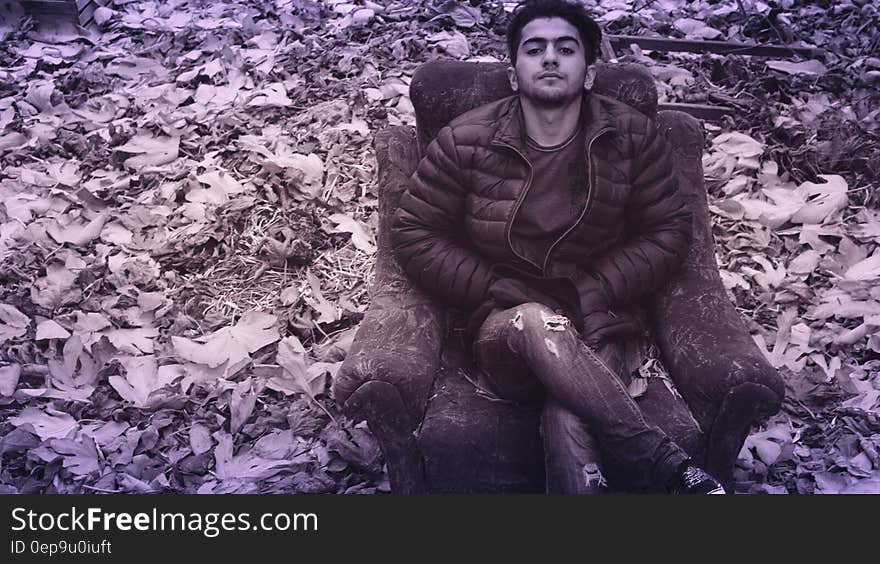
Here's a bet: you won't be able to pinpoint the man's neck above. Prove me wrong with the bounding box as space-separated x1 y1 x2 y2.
519 94 583 147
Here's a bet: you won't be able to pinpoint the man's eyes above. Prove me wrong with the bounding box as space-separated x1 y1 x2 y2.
524 45 577 56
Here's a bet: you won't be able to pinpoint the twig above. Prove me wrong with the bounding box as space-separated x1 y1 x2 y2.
21 364 50 377
82 484 123 494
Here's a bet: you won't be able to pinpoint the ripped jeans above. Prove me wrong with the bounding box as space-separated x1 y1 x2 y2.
472 302 689 493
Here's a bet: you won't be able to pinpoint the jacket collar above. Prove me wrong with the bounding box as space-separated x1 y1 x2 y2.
491 91 616 150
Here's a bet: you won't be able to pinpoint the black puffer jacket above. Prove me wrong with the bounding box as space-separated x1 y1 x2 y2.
391 91 692 336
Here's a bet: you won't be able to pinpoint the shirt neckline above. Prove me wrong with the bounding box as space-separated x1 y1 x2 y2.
526 126 582 152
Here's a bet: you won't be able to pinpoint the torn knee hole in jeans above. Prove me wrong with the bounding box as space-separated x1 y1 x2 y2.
540 311 570 332
583 463 607 489
509 310 524 331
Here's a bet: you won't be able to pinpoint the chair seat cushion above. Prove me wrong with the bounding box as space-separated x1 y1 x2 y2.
418 338 545 493
417 335 706 493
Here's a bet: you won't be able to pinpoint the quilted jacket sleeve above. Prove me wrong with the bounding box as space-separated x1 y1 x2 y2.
574 118 693 310
391 126 497 310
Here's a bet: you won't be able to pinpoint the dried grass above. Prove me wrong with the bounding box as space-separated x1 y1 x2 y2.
172 200 375 323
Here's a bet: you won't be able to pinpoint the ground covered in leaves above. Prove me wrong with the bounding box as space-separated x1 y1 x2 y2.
0 0 878 494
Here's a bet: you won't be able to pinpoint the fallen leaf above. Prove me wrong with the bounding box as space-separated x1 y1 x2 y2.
791 175 848 224
0 132 30 153
9 407 78 441
766 59 828 76
839 477 880 494
47 212 109 246
841 387 880 411
280 152 324 199
247 83 292 107
189 423 213 455
187 170 250 204
109 356 183 408
436 0 481 28
814 471 851 494
788 250 822 276
103 328 159 354
45 335 100 399
328 212 376 254
115 133 180 169
351 8 374 26
325 424 382 471
0 304 30 328
271 336 313 395
229 378 257 434
0 364 21 396
0 324 26 344
844 252 880 281
31 261 82 310
720 269 750 291
179 360 249 393
734 186 804 229
304 272 337 324
35 319 71 340
742 256 786 289
280 285 300 306
172 311 280 368
101 222 133 245
253 430 303 460
427 30 470 58
117 473 165 493
596 9 629 23
811 299 880 320
80 421 129 447
751 437 782 466
0 428 41 455
73 312 112 334
674 17 723 39
196 170 248 195
213 431 293 481
712 132 764 158
47 436 102 476
46 161 82 187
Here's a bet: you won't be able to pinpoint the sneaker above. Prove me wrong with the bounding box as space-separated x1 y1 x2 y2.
668 464 727 495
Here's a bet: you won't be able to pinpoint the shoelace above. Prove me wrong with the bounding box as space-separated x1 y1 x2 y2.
681 467 726 494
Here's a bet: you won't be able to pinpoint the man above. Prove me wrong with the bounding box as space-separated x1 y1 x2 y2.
392 0 725 494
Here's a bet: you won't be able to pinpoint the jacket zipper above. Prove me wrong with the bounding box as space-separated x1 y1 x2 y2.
496 141 542 272
541 126 613 276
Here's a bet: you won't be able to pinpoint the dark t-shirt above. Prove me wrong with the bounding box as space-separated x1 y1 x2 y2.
512 128 588 269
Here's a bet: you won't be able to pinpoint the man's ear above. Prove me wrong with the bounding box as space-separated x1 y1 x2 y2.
507 66 518 92
584 66 596 90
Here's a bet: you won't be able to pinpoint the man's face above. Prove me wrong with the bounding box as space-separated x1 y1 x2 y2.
509 17 589 107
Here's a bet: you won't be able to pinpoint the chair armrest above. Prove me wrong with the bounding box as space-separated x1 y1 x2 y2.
334 294 443 494
335 297 444 430
334 125 445 424
651 111 784 433
332 126 444 492
652 273 784 431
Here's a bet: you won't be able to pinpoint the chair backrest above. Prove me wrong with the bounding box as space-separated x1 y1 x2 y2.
410 61 658 155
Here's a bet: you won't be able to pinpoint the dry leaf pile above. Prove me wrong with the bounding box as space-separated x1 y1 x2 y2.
0 0 878 494
590 0 880 493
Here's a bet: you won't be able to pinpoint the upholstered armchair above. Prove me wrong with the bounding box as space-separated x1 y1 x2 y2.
333 60 784 493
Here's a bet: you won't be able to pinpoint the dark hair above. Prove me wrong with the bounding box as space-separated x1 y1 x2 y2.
506 0 602 66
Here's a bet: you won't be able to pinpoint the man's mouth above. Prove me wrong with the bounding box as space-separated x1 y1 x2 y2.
538 73 564 80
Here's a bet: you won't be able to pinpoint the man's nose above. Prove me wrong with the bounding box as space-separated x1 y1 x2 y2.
542 45 559 65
